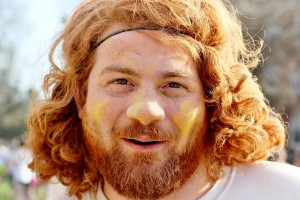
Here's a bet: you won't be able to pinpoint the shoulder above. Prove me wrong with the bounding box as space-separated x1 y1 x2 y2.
223 161 300 200
46 182 77 200
46 193 76 200
235 160 300 182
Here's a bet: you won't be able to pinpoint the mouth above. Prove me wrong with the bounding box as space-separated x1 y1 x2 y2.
122 138 166 151
128 138 160 145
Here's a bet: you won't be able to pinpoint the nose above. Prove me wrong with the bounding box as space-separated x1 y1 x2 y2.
127 101 165 125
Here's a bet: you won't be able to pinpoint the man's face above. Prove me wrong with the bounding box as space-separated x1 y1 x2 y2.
79 24 207 199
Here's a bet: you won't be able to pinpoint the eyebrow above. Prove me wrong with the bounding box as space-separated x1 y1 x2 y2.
161 70 192 79
100 65 139 76
99 65 193 79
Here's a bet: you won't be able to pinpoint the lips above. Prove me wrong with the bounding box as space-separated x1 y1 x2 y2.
122 137 166 151
127 139 160 145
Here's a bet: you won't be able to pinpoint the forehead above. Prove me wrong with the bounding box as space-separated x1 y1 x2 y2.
95 23 195 67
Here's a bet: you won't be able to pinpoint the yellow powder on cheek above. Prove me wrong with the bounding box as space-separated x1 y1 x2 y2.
90 99 111 122
87 99 113 148
172 100 200 136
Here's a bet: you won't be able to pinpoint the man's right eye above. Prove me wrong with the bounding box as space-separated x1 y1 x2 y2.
105 78 135 94
114 79 128 85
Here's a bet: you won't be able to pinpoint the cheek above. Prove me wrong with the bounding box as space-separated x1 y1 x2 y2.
172 100 205 136
85 99 116 148
87 99 112 123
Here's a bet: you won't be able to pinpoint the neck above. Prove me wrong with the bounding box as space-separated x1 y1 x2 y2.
103 165 213 200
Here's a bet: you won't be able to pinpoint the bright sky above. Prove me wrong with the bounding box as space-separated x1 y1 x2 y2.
6 0 81 92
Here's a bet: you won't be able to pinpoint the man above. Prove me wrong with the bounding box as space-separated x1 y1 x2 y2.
26 0 300 199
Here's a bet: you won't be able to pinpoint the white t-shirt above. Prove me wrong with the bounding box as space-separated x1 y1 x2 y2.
202 161 300 200
53 161 300 200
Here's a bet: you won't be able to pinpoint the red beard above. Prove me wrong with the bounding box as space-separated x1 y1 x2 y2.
82 112 206 200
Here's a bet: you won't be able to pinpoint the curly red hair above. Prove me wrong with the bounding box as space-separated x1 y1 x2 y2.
26 0 286 198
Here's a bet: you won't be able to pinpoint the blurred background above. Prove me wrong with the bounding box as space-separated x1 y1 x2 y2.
0 0 299 199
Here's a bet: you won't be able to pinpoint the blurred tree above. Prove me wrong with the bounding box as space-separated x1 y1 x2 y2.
0 57 29 139
0 0 29 139
232 0 300 110
231 0 300 163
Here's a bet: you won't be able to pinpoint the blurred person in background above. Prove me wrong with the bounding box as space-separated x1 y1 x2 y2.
0 139 9 180
26 0 300 200
8 138 35 200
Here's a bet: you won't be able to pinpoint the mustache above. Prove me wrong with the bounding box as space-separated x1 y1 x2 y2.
112 122 179 141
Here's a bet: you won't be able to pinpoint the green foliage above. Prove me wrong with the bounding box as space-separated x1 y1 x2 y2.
0 68 29 139
0 125 27 140
0 176 47 200
0 177 13 200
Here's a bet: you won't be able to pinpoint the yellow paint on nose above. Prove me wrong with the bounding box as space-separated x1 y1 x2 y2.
173 100 199 136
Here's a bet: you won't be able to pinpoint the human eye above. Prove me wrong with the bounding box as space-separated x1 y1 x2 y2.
113 78 129 85
106 78 135 94
168 82 183 88
161 81 187 97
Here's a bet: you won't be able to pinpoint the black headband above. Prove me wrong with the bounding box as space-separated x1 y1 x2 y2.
90 26 189 51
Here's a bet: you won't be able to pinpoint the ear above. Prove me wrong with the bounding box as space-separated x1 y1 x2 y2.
74 85 83 119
